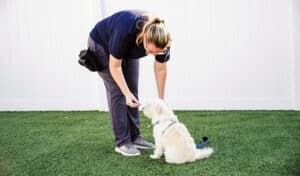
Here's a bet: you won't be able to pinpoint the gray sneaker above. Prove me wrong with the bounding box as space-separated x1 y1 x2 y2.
115 143 141 156
132 137 155 149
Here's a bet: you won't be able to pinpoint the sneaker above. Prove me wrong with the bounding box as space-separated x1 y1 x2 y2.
132 136 155 149
115 143 141 156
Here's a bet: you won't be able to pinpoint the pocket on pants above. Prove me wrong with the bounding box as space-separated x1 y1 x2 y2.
88 37 109 71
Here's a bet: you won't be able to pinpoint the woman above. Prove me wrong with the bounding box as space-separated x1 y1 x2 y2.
88 10 171 156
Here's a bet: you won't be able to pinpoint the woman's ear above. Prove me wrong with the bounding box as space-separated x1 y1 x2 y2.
144 34 148 42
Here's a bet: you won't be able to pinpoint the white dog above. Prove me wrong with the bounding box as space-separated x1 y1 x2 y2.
142 99 213 164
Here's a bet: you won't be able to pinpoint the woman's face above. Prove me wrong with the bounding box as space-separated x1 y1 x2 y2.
143 36 166 56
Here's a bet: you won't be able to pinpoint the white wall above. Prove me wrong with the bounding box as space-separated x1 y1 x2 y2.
0 0 298 110
292 0 300 109
0 0 106 110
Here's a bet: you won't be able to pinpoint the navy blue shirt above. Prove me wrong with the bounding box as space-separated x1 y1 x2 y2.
90 10 170 63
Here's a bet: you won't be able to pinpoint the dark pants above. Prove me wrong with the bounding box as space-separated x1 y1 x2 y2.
88 37 140 147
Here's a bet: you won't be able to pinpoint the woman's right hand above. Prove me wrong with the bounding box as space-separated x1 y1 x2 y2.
125 92 141 108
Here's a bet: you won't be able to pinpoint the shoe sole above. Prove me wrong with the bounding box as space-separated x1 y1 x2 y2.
115 147 141 156
133 144 155 150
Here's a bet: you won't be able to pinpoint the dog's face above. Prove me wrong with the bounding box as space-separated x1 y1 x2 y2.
142 99 177 123
142 99 165 119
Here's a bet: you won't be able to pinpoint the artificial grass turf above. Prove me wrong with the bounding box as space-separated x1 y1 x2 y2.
0 111 299 176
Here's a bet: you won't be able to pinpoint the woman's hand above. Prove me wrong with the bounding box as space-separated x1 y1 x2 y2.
125 92 141 108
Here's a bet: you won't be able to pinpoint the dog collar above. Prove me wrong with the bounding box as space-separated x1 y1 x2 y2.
161 120 177 135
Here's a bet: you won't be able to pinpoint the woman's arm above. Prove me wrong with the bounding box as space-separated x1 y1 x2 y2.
154 60 167 99
109 55 140 107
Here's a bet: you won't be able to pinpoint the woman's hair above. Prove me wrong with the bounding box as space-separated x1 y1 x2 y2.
136 15 170 49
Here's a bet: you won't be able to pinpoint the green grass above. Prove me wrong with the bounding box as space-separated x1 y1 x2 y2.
0 111 299 176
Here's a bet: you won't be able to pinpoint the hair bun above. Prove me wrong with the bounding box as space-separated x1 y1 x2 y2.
154 18 164 24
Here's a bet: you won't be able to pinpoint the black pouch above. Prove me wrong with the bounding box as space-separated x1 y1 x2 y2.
78 49 103 72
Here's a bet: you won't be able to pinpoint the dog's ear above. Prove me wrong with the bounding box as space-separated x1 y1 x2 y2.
154 99 171 117
156 99 177 120
154 100 164 116
141 103 153 119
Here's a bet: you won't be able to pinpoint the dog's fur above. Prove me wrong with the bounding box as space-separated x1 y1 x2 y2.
142 99 213 164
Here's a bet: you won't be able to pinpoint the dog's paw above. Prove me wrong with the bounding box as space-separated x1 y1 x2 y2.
150 154 160 159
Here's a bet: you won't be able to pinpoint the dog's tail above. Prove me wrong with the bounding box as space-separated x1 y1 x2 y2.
194 147 214 161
